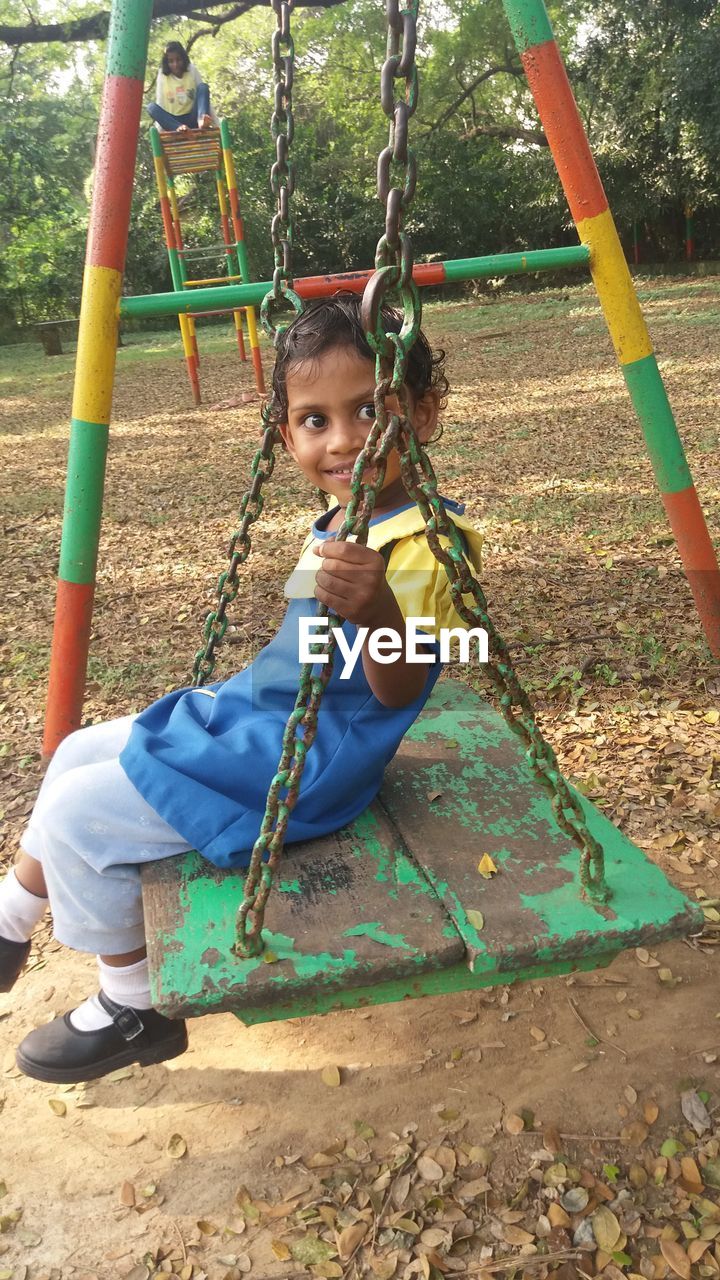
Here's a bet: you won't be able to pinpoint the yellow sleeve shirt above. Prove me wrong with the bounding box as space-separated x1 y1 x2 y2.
284 503 484 639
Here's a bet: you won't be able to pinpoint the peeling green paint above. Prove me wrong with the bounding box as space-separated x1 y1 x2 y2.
145 681 702 1023
343 922 415 951
277 877 301 894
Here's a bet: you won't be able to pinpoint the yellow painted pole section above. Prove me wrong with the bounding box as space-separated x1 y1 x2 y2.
576 208 653 367
168 187 181 225
153 154 169 199
178 313 195 359
216 178 229 218
245 304 261 352
222 145 238 190
72 266 123 424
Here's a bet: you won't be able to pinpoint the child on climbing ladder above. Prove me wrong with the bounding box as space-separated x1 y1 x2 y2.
0 295 483 1084
146 40 215 133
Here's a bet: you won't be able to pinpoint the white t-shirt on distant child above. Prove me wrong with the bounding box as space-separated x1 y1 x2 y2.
156 63 206 117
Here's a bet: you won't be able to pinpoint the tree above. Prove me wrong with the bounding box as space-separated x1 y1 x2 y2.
573 0 720 256
0 0 344 49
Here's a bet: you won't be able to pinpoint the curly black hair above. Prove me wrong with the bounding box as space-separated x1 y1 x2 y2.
267 294 449 429
161 41 190 76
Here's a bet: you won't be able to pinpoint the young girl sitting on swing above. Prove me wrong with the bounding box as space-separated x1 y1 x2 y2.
0 295 483 1084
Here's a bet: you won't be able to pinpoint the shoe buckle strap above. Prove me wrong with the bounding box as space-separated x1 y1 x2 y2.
112 1005 145 1041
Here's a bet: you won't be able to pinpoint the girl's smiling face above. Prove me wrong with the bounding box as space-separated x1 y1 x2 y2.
278 345 439 514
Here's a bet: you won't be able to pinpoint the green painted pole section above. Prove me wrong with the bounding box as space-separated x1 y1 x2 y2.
149 125 163 160
622 355 693 495
167 174 190 288
167 246 183 292
442 245 589 281
58 420 111 584
106 0 152 79
501 0 554 51
120 245 591 319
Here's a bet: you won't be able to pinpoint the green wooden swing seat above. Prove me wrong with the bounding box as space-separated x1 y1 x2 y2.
141 681 702 1025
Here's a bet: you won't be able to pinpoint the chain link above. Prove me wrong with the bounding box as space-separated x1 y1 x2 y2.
261 0 304 340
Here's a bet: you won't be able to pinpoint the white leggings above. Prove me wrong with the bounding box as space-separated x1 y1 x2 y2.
21 718 192 955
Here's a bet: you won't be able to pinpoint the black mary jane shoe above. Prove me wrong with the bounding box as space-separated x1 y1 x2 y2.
0 936 31 993
15 991 188 1084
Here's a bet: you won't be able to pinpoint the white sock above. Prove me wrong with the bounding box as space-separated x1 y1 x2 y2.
0 868 48 943
69 958 152 1032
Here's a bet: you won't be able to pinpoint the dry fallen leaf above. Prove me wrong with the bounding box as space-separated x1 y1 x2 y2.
660 1239 691 1280
643 1100 659 1125
504 1113 525 1135
592 1205 621 1252
167 1133 187 1159
119 1181 135 1208
621 1120 649 1147
48 1099 66 1117
467 909 485 930
503 1225 535 1246
680 1156 703 1193
321 1065 341 1088
543 1125 562 1154
477 854 498 878
337 1222 367 1259
688 1240 711 1264
548 1203 571 1228
681 1089 711 1135
417 1155 444 1182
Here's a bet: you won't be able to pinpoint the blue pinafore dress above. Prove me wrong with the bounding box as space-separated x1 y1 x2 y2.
119 499 483 869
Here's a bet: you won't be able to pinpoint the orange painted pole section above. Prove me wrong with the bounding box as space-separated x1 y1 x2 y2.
44 1 154 752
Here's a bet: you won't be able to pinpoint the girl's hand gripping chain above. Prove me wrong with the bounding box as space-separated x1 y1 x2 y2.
313 540 429 708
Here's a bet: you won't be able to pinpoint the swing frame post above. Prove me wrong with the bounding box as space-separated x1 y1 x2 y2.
42 0 153 757
219 119 266 395
502 0 720 659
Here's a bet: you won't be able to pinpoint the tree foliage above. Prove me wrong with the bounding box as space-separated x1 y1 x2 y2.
1 0 719 335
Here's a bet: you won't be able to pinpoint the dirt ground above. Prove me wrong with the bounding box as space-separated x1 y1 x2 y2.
1 278 719 1280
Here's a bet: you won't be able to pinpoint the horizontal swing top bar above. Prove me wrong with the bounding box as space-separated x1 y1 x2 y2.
120 244 590 319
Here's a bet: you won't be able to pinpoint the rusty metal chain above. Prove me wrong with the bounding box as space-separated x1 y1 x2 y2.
261 0 304 340
234 0 425 957
394 429 609 902
192 416 279 686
